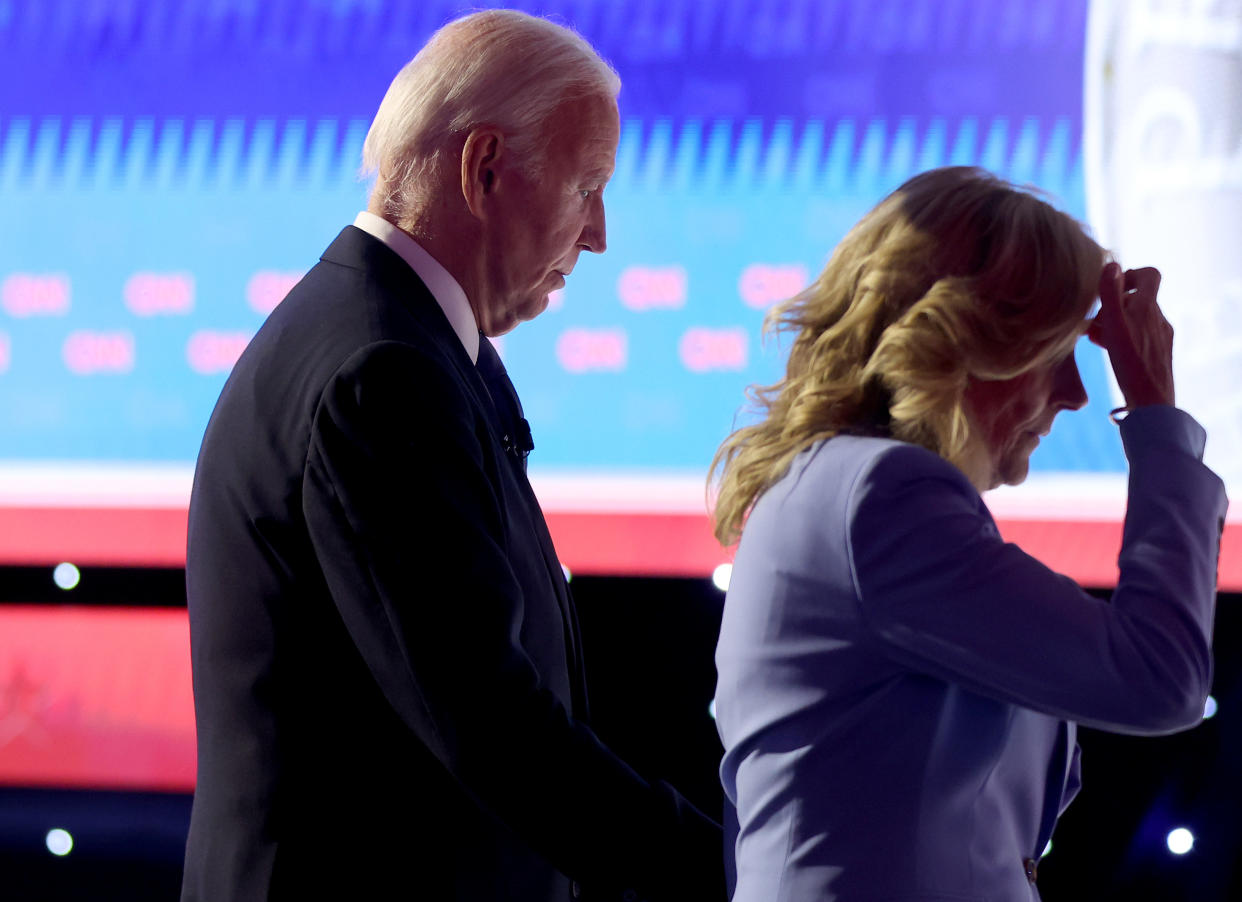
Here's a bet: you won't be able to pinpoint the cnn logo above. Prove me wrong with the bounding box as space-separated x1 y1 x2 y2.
556 328 628 373
679 327 748 373
124 272 195 316
618 266 688 311
62 331 135 375
2 273 70 317
187 330 252 375
738 264 807 310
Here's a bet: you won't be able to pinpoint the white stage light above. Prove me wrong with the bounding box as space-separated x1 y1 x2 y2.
1204 695 1218 719
711 563 732 592
52 563 80 590
1167 827 1195 855
46 828 73 856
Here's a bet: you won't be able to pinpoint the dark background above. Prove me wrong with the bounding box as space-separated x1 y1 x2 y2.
1 568 1239 901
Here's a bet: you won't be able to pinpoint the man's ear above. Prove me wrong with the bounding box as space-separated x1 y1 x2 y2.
461 127 504 220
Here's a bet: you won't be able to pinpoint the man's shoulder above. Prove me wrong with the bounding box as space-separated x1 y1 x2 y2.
317 224 405 274
261 230 457 367
208 228 472 442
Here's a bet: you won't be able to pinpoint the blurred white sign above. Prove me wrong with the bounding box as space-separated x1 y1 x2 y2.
1085 0 1242 494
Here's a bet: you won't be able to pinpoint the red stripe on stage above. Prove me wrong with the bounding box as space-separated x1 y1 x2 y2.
545 511 726 577
0 606 196 792
0 510 1237 793
0 507 189 567
0 505 1239 589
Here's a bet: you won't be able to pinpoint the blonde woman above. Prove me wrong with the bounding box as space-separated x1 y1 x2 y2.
712 167 1226 902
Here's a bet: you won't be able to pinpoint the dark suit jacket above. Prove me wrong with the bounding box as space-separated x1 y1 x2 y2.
181 226 723 902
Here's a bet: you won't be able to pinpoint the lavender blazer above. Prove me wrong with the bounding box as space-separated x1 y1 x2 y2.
715 406 1226 902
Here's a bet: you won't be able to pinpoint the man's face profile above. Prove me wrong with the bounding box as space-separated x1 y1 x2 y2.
480 92 620 335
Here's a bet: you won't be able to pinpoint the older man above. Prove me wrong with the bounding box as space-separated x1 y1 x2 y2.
181 10 722 902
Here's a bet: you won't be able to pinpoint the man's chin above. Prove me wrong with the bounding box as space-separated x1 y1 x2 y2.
517 294 550 322
482 294 550 337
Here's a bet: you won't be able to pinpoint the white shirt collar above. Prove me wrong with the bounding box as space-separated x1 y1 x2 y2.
352 210 480 364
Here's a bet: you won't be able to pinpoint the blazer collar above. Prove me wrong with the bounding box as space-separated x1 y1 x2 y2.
350 212 479 363
320 225 483 392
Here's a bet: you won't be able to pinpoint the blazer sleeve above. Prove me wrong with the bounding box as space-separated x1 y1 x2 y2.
301 341 722 901
847 405 1227 735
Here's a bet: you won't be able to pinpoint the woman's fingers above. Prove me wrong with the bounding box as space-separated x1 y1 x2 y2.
1089 263 1175 408
1123 266 1161 297
1088 262 1123 348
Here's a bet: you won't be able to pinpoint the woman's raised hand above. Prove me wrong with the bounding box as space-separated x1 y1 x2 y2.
1087 262 1176 409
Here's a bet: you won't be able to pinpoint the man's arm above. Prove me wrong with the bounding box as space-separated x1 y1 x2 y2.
302 340 724 901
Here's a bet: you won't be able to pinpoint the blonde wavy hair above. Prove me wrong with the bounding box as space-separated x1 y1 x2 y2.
711 166 1105 545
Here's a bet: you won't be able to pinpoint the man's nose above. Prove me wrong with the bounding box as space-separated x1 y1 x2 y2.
580 198 607 254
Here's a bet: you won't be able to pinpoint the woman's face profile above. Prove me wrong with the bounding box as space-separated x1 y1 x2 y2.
962 347 1089 491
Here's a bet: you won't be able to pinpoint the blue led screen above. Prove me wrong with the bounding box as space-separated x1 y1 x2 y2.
0 0 1123 479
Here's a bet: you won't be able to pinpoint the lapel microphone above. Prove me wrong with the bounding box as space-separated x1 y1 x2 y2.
503 419 534 463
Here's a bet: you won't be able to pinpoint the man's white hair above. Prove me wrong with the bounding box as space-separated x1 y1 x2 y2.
361 9 621 223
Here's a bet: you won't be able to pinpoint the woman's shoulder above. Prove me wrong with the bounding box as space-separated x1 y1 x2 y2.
795 433 962 489
784 435 983 530
751 435 967 535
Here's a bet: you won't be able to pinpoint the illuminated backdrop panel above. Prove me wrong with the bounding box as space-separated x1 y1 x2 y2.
3 0 1235 579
